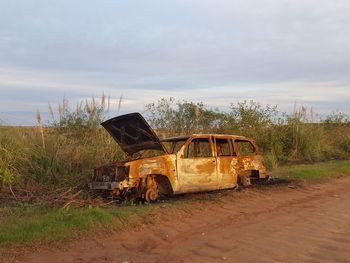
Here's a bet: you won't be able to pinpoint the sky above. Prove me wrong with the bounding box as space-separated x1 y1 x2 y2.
0 0 349 125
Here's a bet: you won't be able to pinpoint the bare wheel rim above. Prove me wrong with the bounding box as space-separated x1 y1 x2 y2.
145 188 159 201
240 176 251 186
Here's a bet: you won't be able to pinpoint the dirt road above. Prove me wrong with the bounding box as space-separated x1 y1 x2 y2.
22 178 350 263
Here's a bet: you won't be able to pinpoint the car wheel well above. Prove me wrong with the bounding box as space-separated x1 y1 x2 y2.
239 170 259 178
237 170 260 186
150 174 174 196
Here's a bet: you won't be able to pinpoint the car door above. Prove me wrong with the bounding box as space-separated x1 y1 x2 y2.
214 136 239 189
176 136 218 193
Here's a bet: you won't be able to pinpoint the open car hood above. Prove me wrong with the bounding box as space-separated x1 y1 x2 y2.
101 113 167 156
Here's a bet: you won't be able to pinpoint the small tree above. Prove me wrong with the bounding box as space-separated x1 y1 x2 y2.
145 98 228 136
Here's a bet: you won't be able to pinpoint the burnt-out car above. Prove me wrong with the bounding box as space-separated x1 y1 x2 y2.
88 113 268 201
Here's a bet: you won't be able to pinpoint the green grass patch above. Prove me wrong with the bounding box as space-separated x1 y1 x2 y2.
0 206 112 246
1 159 350 259
0 200 192 260
271 159 350 183
0 202 162 259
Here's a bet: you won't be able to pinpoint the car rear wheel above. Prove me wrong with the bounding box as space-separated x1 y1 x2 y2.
238 175 251 187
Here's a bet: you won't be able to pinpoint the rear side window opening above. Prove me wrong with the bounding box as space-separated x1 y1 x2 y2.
215 138 235 157
235 140 257 156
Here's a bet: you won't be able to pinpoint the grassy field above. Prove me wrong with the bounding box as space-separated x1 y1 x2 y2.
271 159 350 183
0 203 162 246
1 97 349 196
0 200 188 260
1 159 350 260
1 97 350 260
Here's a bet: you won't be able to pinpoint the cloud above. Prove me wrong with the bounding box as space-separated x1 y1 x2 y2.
0 0 350 125
1 67 350 125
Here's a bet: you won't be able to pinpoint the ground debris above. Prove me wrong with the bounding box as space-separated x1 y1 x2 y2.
0 184 116 209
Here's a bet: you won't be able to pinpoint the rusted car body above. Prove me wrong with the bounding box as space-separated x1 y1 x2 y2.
89 113 268 201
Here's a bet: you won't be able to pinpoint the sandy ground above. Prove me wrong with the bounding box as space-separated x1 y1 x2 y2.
18 178 350 263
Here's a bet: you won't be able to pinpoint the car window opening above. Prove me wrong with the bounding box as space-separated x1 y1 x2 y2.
235 140 256 156
216 138 235 157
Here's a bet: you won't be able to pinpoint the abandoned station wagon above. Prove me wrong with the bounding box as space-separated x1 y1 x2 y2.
89 113 268 201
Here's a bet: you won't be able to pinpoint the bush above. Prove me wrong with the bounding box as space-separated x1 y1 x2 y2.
0 96 125 191
145 98 228 136
145 98 350 167
0 96 349 194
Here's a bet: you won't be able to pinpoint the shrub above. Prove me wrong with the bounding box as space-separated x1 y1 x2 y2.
0 96 349 194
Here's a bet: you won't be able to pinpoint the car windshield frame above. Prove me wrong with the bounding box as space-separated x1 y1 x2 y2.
161 136 190 154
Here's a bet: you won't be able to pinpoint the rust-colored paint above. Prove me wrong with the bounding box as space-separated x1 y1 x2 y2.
176 157 218 193
216 157 238 189
89 131 267 200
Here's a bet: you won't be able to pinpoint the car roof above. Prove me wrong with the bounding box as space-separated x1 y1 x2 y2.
161 134 253 142
161 136 190 142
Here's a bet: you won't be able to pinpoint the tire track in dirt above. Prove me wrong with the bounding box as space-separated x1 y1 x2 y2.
21 178 350 263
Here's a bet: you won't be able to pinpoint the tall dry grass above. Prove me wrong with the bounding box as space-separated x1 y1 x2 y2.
0 96 349 195
0 95 125 194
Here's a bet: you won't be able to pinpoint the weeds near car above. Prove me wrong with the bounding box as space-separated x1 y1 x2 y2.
271 160 350 183
0 96 349 202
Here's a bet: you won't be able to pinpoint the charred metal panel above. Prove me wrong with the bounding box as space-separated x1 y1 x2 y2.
101 113 167 156
240 155 267 178
125 154 178 192
92 160 127 182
